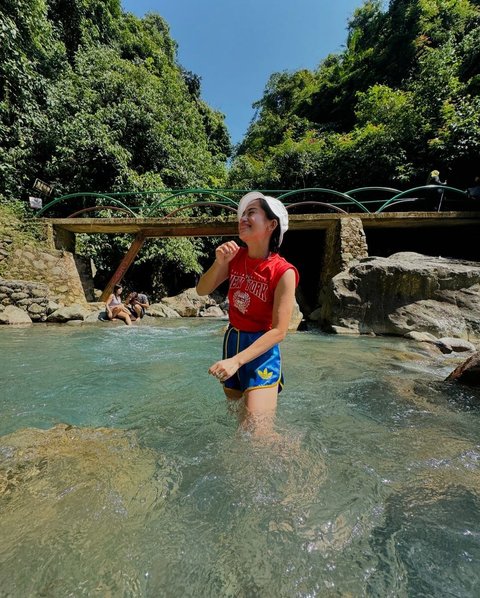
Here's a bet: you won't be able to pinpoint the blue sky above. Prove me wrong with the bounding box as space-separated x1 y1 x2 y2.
121 0 362 146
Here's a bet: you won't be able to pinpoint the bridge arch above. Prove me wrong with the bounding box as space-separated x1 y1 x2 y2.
35 184 471 219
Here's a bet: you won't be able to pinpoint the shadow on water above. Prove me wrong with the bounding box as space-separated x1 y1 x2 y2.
0 322 479 596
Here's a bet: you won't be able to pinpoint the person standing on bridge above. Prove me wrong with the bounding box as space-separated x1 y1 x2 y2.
196 191 299 432
427 169 447 210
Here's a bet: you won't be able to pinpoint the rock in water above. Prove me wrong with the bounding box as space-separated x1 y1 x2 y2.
445 351 480 385
321 252 480 340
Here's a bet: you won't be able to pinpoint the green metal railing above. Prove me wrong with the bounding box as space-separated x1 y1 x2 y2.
33 185 471 219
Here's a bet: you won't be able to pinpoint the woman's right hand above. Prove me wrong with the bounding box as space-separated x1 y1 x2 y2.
196 241 238 296
215 241 240 266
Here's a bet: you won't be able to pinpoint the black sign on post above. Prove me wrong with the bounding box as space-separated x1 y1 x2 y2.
33 178 53 196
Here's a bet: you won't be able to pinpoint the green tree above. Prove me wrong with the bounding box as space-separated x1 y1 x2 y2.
230 0 480 190
1 0 231 296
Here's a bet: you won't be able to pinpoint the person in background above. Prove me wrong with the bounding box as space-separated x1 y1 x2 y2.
105 284 134 325
427 169 447 210
427 169 447 187
467 176 480 200
125 291 149 319
196 191 299 433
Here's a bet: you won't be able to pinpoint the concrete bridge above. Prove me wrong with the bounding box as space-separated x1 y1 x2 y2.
42 210 480 236
32 183 479 302
42 209 480 303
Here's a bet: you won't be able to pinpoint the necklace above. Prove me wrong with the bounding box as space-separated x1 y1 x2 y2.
244 253 269 282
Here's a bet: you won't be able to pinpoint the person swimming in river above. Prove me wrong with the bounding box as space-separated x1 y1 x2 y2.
196 191 299 429
105 284 135 326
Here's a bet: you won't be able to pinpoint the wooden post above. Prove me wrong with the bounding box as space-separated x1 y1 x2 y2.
100 232 146 302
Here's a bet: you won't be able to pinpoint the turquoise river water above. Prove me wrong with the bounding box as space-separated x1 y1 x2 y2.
0 319 479 597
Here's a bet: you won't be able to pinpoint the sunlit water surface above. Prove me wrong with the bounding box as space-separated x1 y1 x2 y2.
0 320 479 597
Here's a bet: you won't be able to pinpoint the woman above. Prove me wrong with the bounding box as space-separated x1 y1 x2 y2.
196 191 299 427
105 284 134 325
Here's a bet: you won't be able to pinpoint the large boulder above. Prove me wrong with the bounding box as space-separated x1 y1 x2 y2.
160 288 217 317
0 305 32 325
47 304 91 323
199 305 226 318
289 300 303 331
321 252 480 340
147 303 181 318
445 351 480 385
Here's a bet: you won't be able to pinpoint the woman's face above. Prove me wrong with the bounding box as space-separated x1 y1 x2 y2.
116 286 123 295
238 200 275 243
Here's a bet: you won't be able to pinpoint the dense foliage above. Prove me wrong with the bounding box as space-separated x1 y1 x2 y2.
230 0 480 190
0 0 230 295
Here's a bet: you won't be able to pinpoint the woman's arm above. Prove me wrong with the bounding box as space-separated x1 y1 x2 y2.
208 268 296 379
196 241 239 296
137 296 149 308
105 294 114 318
125 293 135 306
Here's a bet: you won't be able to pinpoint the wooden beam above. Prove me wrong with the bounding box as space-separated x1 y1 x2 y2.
100 232 146 302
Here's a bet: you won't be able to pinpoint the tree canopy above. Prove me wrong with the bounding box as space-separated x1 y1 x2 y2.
230 0 480 190
0 0 230 295
0 0 230 198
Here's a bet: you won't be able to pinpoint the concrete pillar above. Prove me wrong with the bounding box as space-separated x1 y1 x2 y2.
319 216 368 297
44 223 76 252
53 226 76 252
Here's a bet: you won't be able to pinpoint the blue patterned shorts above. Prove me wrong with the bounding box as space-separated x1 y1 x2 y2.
222 326 284 394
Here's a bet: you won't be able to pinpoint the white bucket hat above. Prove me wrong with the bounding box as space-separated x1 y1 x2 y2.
237 191 289 246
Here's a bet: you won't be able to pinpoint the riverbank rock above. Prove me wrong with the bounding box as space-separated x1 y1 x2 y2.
0 278 49 323
445 351 480 385
0 305 33 325
321 252 480 340
289 300 303 331
199 305 226 317
47 303 91 322
159 287 304 329
160 287 221 317
404 331 476 354
147 303 181 318
434 337 477 354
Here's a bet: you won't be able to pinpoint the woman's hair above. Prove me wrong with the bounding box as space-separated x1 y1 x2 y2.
258 197 281 253
113 284 122 294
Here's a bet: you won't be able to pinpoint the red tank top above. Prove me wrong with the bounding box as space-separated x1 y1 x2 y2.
228 247 299 332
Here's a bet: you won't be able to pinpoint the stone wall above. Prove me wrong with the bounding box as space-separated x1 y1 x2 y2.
0 242 88 305
0 278 49 322
0 237 13 266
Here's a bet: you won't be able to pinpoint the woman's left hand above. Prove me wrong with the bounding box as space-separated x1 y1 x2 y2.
208 357 240 383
